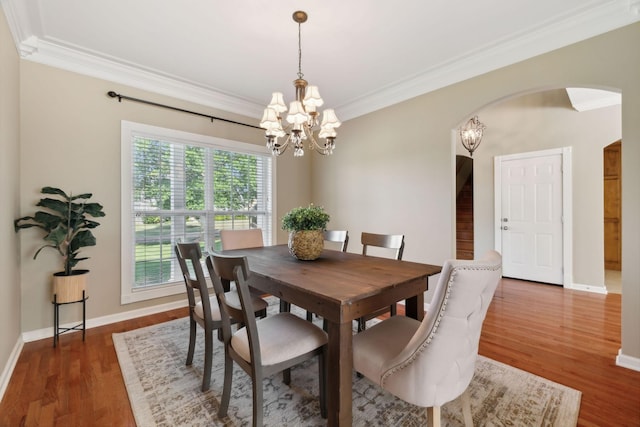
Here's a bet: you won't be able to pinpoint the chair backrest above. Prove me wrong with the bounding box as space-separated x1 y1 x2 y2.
206 254 262 361
220 229 264 250
361 232 405 260
379 250 502 407
323 230 349 252
207 252 251 293
175 243 215 321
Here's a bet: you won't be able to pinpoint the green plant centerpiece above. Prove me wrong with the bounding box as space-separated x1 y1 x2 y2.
282 204 330 260
14 186 106 302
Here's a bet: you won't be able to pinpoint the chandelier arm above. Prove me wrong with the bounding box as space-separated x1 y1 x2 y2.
308 130 331 156
274 138 289 156
312 144 330 155
270 132 292 156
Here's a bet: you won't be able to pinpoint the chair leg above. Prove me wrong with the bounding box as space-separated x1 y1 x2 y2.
186 318 196 365
389 303 397 316
426 406 441 427
201 329 213 392
357 317 366 332
280 300 291 313
283 368 291 385
306 311 313 322
253 375 263 427
218 352 233 418
318 347 327 419
461 389 473 427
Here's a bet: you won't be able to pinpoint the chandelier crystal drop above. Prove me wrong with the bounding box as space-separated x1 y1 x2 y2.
259 11 341 157
459 116 486 157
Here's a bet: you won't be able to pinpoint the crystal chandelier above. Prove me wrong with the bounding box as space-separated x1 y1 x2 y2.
459 116 486 157
259 11 341 157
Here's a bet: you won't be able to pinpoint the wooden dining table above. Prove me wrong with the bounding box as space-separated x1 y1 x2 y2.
222 244 441 426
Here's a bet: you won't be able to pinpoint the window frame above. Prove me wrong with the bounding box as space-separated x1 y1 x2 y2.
120 120 276 304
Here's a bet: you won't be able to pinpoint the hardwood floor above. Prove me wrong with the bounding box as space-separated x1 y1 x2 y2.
1 278 638 426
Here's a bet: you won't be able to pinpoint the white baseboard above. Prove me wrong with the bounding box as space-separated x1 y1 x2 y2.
0 337 24 404
566 282 608 294
616 348 640 372
21 299 189 343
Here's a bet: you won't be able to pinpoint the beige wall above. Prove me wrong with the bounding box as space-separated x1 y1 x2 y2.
0 6 21 387
18 62 311 332
312 23 640 362
469 89 621 289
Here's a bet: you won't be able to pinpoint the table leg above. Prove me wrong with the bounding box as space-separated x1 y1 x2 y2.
404 292 425 321
326 320 353 426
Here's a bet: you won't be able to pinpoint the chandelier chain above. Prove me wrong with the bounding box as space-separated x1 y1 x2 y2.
297 22 304 79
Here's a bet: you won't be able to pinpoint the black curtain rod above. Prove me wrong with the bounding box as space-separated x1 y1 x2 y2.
107 91 262 130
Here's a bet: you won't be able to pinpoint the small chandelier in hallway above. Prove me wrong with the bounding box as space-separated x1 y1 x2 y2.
259 11 341 157
459 116 486 157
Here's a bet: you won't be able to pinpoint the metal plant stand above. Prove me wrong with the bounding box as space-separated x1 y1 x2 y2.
52 290 87 347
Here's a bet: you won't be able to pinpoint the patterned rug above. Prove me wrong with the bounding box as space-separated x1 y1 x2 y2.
113 303 581 426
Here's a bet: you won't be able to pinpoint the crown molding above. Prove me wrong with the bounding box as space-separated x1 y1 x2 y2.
566 88 622 111
4 0 639 122
20 37 265 119
337 1 640 120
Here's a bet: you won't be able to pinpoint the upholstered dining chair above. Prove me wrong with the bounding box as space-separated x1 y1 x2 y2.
207 253 328 427
174 242 268 392
356 232 405 332
352 250 502 427
220 228 264 250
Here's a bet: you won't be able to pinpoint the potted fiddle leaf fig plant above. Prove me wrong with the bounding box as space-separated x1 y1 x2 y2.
281 204 330 260
14 186 106 302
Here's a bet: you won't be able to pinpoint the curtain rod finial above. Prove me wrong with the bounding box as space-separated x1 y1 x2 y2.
107 91 122 102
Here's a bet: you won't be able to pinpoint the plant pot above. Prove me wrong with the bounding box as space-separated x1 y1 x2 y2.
52 270 88 303
288 230 324 260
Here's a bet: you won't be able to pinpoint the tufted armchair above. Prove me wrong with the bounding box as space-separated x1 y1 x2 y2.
352 250 502 426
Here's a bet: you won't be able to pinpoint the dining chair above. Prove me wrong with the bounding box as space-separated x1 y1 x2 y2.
356 232 405 332
218 227 287 313
220 228 264 250
174 242 268 392
323 229 349 252
207 253 328 427
352 250 502 427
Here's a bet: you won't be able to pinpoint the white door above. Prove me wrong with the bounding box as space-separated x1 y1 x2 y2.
495 150 565 285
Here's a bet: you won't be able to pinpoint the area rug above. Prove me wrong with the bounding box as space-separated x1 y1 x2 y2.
113 303 581 426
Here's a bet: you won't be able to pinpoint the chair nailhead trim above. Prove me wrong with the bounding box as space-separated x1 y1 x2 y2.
380 262 500 386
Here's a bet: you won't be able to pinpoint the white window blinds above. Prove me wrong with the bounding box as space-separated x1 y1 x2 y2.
121 121 273 302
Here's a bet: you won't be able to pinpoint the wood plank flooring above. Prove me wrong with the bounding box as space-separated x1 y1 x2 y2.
0 278 638 426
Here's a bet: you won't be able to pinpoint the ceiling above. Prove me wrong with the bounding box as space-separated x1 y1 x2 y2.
2 0 638 121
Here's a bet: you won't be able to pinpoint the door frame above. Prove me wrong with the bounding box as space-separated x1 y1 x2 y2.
494 147 573 288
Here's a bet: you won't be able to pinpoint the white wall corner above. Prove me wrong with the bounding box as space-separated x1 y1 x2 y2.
616 349 640 372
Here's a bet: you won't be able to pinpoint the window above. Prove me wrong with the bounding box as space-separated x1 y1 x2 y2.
121 121 273 303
